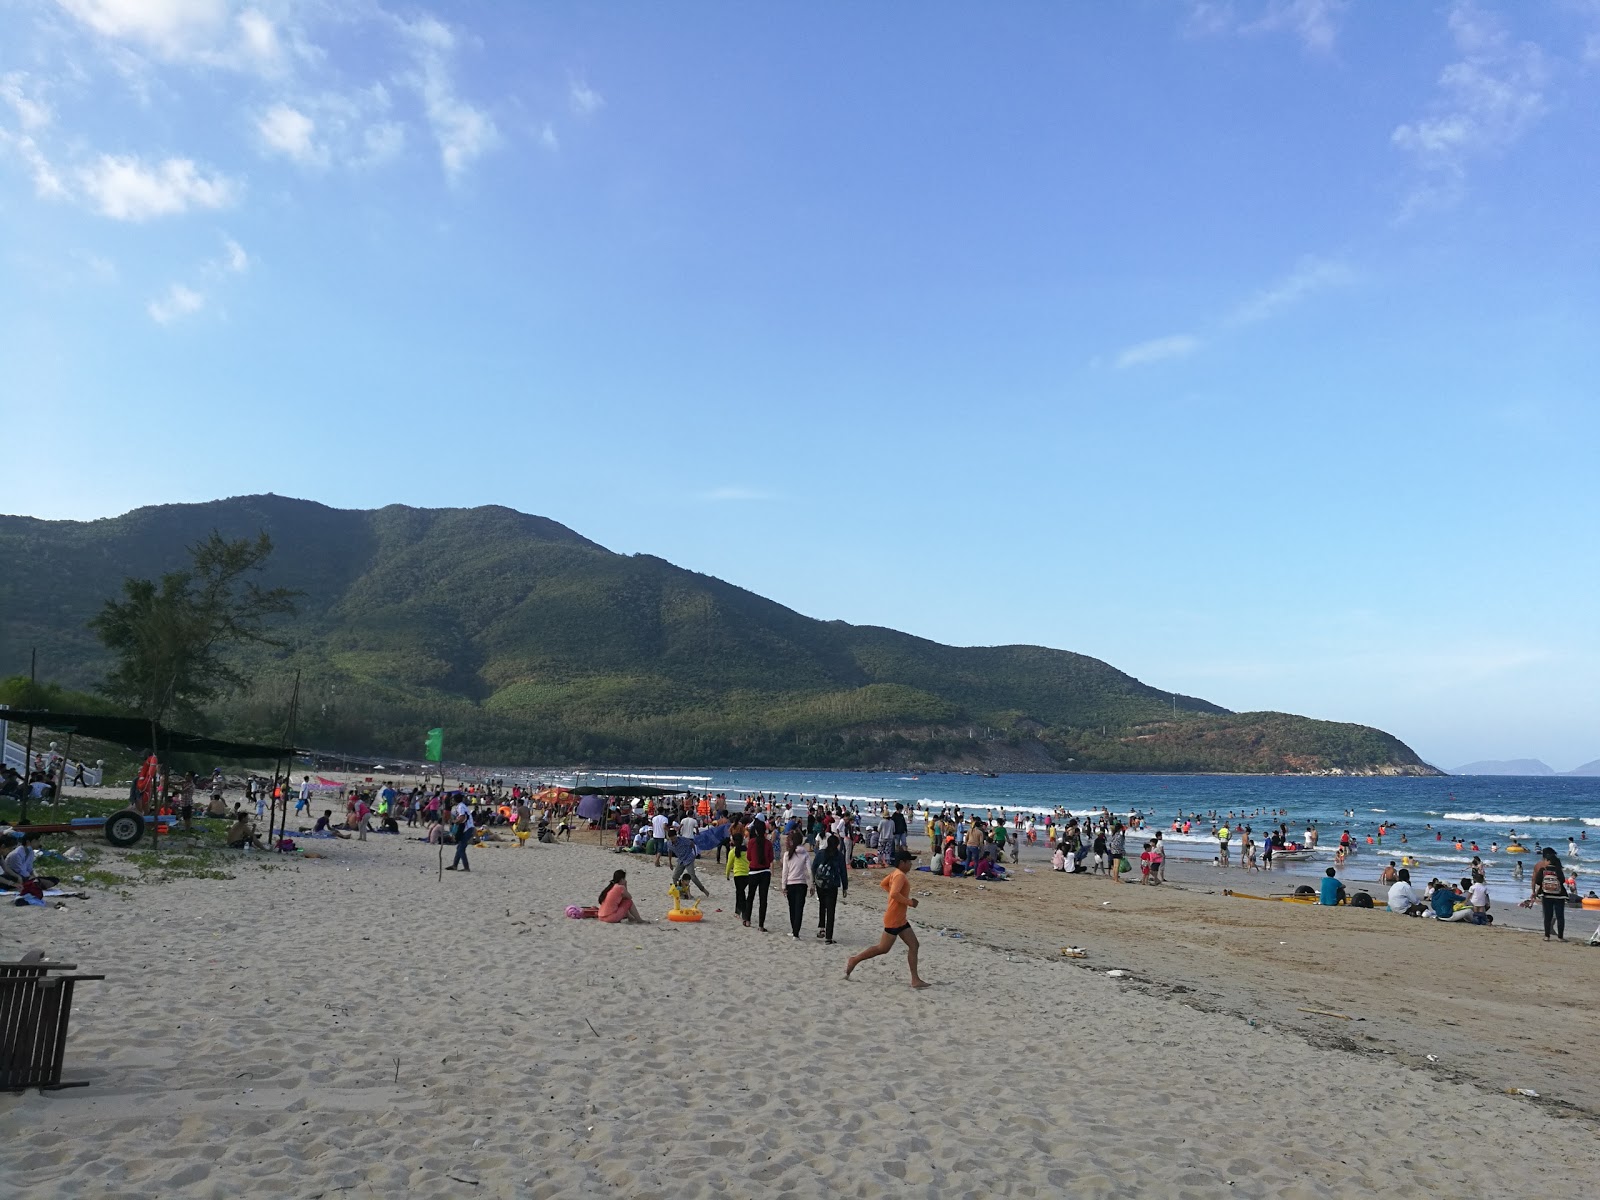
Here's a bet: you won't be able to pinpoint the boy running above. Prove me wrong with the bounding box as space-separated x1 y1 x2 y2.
845 851 930 988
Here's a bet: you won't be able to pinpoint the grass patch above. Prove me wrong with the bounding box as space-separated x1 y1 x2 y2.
80 869 129 888
126 846 234 882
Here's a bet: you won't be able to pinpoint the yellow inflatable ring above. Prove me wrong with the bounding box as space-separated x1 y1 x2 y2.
1582 897 1600 910
1506 844 1527 853
666 909 704 922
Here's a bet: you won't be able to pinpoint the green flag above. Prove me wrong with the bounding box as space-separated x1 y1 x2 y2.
424 727 443 762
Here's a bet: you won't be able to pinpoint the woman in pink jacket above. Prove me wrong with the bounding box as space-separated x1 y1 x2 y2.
781 832 814 939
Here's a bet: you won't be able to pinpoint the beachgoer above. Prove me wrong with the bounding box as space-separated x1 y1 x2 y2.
598 870 646 924
1319 866 1346 906
781 832 814 939
1380 861 1398 885
651 811 669 865
1468 877 1491 918
745 819 774 931
225 814 263 850
725 835 751 925
672 832 711 897
2 833 59 891
845 851 929 989
1532 848 1568 941
447 797 474 872
813 834 849 943
1387 868 1424 916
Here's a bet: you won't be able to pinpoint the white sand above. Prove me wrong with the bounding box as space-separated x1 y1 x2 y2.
2 831 1596 1198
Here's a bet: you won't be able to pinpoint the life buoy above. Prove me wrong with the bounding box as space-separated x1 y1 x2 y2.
666 909 704 922
1581 897 1600 911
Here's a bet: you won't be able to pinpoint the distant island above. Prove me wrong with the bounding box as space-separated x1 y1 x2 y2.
1451 758 1600 777
1 495 1440 777
1451 759 1556 776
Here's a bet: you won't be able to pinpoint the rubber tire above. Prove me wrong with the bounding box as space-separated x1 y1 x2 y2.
104 809 146 848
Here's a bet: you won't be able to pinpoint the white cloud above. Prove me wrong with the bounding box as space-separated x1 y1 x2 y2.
78 153 237 220
1187 0 1347 53
55 1 288 73
1114 334 1204 369
217 235 248 274
0 129 68 198
1392 1 1549 212
359 120 405 166
236 8 281 66
1228 257 1354 325
569 78 604 116
1 72 53 131
257 102 323 166
397 14 499 180
57 0 231 57
147 281 206 323
1247 0 1346 53
537 121 559 152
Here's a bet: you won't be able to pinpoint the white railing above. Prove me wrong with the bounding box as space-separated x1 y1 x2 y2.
0 716 104 787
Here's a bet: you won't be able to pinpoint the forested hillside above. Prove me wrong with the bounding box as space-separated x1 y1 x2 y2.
0 495 1437 775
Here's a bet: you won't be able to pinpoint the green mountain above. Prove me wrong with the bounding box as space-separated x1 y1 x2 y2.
0 495 1437 775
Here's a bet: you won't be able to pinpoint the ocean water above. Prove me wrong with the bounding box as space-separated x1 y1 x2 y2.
549 768 1600 896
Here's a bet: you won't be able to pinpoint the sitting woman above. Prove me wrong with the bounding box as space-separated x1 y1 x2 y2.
2 833 59 892
597 869 647 924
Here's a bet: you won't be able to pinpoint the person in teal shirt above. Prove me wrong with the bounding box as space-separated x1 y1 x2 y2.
1319 867 1346 906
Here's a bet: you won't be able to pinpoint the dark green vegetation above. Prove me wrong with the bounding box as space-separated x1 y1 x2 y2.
1 495 1437 775
91 529 298 724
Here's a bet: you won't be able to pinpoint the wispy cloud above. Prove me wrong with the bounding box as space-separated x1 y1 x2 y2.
256 102 324 166
57 1 290 74
1111 255 1354 368
1391 1 1549 215
569 77 604 116
397 15 499 181
147 281 205 324
1228 257 1355 325
701 487 777 502
213 235 249 276
1 71 52 131
78 154 237 220
0 71 65 196
1187 0 1348 53
1114 334 1204 369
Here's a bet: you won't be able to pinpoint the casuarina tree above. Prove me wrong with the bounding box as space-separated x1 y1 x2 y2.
90 531 300 724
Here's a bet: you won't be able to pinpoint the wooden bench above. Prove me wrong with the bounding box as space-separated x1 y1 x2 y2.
0 951 103 1091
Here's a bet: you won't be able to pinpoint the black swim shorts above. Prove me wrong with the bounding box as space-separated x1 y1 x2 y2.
885 923 912 936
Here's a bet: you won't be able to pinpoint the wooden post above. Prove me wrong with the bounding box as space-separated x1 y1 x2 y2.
270 671 301 848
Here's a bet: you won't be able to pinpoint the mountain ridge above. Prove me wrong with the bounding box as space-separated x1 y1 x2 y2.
0 494 1438 776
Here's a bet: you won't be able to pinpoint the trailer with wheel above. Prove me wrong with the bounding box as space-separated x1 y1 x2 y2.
7 811 172 848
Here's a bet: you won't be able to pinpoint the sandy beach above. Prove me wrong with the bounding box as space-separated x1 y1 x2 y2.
3 807 1598 1198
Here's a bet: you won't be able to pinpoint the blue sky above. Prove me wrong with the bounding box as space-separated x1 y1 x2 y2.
2 1 1597 770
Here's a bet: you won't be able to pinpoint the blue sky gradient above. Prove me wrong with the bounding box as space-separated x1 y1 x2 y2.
2 2 1597 768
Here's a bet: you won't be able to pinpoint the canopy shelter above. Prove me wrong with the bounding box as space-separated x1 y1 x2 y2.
0 710 293 760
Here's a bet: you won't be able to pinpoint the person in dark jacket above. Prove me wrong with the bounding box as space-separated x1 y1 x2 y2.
812 834 850 944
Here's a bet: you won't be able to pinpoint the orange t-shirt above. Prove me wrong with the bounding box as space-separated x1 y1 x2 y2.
880 870 910 928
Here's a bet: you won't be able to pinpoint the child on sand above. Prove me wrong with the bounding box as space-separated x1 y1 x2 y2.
845 851 929 989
